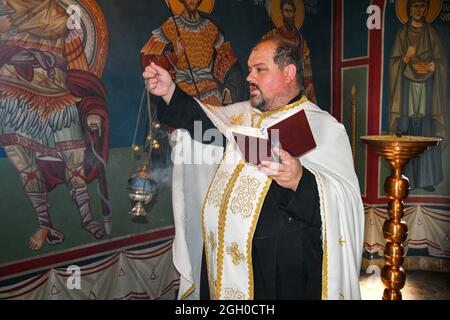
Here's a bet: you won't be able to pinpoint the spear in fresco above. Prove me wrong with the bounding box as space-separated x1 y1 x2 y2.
166 0 200 99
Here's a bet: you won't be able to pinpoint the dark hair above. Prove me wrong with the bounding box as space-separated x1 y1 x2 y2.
272 39 304 90
280 0 296 12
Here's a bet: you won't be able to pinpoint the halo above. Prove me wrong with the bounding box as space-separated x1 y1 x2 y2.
165 0 215 15
57 0 108 77
271 0 304 29
396 0 442 24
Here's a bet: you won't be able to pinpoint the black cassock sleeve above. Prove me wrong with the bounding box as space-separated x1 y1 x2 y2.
155 86 225 147
276 168 321 227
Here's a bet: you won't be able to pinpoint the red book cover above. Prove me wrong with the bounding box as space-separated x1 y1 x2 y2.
232 109 316 165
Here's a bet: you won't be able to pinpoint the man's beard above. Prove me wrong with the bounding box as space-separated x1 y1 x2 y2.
250 87 268 111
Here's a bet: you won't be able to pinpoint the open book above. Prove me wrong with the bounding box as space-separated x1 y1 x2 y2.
232 109 316 165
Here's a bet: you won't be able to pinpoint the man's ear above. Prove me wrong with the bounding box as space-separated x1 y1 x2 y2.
283 64 297 84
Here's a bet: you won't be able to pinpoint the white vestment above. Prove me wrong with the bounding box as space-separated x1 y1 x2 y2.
170 97 364 300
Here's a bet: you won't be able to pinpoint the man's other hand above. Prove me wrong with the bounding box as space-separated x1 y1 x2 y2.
259 147 303 191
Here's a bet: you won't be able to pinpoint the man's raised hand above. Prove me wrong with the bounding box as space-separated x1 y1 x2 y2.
143 62 176 104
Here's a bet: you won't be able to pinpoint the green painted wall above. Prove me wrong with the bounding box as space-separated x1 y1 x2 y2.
0 147 174 264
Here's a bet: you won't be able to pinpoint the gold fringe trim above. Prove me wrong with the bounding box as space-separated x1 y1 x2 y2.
215 162 245 300
306 166 328 300
180 284 195 300
256 96 308 128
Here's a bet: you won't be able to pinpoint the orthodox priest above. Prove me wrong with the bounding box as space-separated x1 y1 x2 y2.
143 38 364 300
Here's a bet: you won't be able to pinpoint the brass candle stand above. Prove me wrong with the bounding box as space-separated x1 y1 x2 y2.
361 135 441 300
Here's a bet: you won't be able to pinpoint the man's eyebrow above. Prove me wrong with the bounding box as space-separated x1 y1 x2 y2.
248 63 267 68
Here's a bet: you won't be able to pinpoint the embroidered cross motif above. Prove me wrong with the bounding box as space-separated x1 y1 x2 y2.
225 242 245 265
230 112 244 126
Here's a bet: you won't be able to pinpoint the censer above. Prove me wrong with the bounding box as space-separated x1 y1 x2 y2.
127 88 161 217
128 0 198 217
128 163 158 217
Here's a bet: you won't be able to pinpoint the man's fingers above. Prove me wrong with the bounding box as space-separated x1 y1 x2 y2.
260 160 284 172
147 77 158 85
143 69 158 79
150 62 167 74
258 166 281 177
143 63 163 79
143 72 153 81
148 79 160 90
273 147 292 163
144 72 160 92
144 65 156 74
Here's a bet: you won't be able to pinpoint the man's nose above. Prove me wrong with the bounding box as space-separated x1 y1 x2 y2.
246 72 254 83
